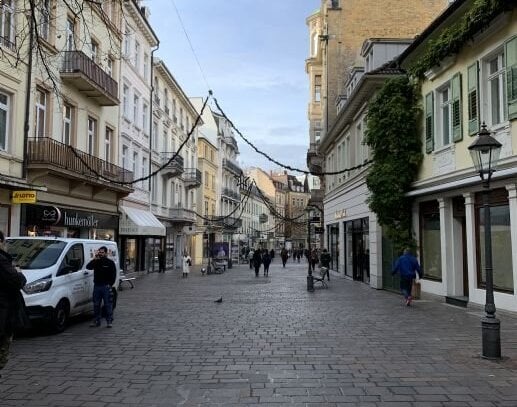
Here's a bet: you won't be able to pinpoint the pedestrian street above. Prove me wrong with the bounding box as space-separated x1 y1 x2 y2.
2 260 517 406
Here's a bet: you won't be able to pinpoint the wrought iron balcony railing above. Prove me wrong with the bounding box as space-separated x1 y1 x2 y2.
27 137 133 192
160 152 184 178
183 168 202 188
60 51 119 106
222 158 242 175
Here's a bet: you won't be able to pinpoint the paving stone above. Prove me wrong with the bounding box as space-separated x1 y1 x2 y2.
1 262 517 406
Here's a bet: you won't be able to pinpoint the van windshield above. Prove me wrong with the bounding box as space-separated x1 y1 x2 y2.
5 239 67 270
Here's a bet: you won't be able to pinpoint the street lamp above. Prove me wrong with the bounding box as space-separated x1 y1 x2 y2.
468 122 503 360
306 207 314 292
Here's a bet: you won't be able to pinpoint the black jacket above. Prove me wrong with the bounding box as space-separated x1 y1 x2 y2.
0 248 29 336
86 257 117 286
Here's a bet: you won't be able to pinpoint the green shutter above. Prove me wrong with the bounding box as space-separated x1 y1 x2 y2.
506 36 517 120
451 73 462 142
425 92 434 153
467 62 479 135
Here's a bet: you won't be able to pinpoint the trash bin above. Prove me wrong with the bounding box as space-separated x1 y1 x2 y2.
228 258 233 269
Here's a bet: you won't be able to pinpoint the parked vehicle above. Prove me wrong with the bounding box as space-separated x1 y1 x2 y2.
4 237 121 333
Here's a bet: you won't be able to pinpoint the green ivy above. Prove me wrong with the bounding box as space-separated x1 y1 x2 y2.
409 0 515 78
365 76 422 253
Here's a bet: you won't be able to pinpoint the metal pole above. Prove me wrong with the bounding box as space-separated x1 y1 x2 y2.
307 212 314 292
481 184 501 359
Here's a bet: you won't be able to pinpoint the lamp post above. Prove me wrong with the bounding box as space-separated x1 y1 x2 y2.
468 123 502 360
306 207 314 292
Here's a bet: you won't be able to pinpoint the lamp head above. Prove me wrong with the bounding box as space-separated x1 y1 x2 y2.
468 123 502 182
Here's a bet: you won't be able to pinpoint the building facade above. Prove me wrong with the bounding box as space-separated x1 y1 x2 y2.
151 60 201 269
118 1 162 274
400 1 517 311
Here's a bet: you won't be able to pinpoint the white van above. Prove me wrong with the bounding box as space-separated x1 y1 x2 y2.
5 237 121 333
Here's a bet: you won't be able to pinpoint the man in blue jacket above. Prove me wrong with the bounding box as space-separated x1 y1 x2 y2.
392 248 421 306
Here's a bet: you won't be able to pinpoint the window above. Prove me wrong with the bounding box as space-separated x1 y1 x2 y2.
143 53 149 80
106 57 113 77
142 103 149 133
90 39 98 62
210 149 214 162
133 94 139 125
180 107 184 130
124 25 131 57
40 0 51 42
105 127 112 162
0 0 14 48
204 200 208 216
164 89 169 114
122 145 128 169
141 157 147 188
162 130 167 152
134 40 140 70
152 121 158 150
314 75 322 102
485 52 507 126
420 201 442 281
62 103 73 145
468 62 479 135
0 92 8 150
476 189 513 292
211 174 215 190
122 84 129 117
151 172 157 201
172 99 177 122
87 117 97 155
58 244 84 276
132 151 138 178
65 18 74 51
438 85 452 147
34 89 47 138
162 179 168 206
204 171 209 187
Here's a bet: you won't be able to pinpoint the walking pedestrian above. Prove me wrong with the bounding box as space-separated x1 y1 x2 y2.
87 246 117 328
262 250 271 277
248 249 255 269
0 231 29 377
252 249 262 277
319 248 331 281
182 252 192 278
392 248 421 306
158 249 166 273
280 247 288 268
310 249 318 272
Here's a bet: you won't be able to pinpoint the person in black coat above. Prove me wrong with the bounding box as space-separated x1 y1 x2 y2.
0 231 28 376
262 250 271 277
86 246 117 328
252 249 262 277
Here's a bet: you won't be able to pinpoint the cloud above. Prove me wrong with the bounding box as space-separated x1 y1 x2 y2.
238 142 308 172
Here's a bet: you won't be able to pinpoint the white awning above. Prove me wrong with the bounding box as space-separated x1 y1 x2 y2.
119 206 166 236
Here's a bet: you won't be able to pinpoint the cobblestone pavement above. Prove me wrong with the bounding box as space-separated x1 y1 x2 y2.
2 260 517 407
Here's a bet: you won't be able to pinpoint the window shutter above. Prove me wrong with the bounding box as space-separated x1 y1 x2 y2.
451 73 462 142
425 92 434 153
467 62 479 135
506 36 517 120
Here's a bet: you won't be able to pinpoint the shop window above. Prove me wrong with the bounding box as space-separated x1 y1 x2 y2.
420 201 442 281
476 189 513 292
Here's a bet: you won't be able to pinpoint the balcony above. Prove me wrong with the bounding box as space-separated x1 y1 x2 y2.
222 187 240 202
160 152 184 178
168 208 196 224
60 51 119 106
183 168 202 188
222 158 242 176
27 137 133 193
307 142 324 174
203 215 242 230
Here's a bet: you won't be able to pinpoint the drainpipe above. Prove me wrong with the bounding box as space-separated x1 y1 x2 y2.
148 42 160 197
22 13 34 179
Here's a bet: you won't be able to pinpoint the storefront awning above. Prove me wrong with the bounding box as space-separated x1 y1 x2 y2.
119 206 166 236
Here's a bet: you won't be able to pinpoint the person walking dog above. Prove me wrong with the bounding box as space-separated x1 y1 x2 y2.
392 248 421 306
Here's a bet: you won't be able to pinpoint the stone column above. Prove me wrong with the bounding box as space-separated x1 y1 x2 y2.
438 197 452 295
505 184 517 296
463 192 476 299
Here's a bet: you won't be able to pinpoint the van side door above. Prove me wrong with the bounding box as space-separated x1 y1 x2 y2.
56 243 87 314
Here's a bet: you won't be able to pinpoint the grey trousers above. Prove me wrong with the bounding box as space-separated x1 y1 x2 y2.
0 334 12 371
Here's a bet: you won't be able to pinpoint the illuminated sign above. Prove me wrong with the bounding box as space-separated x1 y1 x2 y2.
12 191 37 204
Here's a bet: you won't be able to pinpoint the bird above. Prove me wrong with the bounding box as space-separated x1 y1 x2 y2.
214 297 223 303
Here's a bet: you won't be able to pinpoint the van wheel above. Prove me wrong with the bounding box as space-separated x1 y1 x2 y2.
52 300 69 333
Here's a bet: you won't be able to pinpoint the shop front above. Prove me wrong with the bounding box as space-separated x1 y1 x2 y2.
344 217 370 283
327 223 340 273
20 203 118 240
119 206 166 274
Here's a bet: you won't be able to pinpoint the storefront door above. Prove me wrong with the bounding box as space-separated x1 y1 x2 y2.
328 224 339 272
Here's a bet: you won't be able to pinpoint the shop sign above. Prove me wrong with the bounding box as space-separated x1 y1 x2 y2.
23 204 117 229
12 191 37 204
334 209 347 220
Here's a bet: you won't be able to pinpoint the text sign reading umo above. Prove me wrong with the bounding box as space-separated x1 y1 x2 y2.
12 191 37 204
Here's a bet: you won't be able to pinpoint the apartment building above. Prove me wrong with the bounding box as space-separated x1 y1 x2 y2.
190 99 219 266
118 1 162 274
239 184 272 251
399 1 517 311
151 60 201 269
306 0 448 283
21 1 133 241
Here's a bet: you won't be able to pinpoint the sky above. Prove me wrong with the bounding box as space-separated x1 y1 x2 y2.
149 0 319 172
